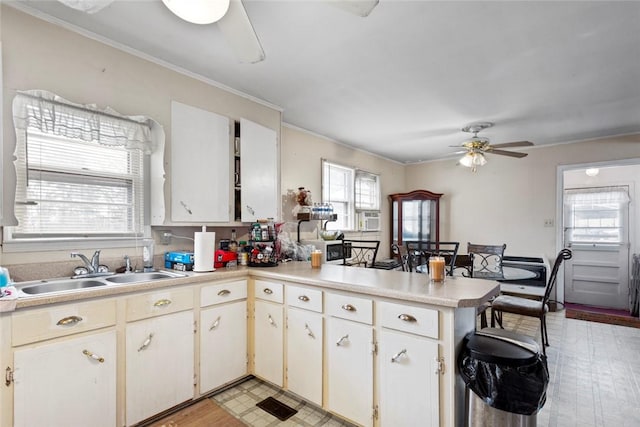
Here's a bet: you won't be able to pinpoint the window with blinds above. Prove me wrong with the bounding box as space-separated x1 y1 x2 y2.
322 160 380 231
8 90 151 244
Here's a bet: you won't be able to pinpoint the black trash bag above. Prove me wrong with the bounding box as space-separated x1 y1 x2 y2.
459 332 549 416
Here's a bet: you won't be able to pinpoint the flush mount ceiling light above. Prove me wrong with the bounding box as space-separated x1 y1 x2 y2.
585 168 600 177
162 0 231 25
459 151 487 172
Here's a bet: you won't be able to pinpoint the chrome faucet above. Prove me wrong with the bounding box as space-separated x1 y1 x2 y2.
71 250 101 274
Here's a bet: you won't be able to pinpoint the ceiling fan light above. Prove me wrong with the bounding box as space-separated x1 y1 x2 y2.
459 152 487 168
162 0 230 25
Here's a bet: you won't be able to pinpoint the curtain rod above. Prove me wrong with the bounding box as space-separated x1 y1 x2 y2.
17 91 151 128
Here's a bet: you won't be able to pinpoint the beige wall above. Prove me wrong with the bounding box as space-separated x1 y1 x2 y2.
0 6 281 267
280 125 406 259
405 134 640 262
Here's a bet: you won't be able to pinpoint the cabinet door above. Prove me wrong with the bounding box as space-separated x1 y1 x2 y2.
200 300 247 393
378 329 440 426
327 317 373 427
254 299 283 386
240 118 277 221
286 307 323 405
171 101 230 222
14 330 116 427
126 310 195 425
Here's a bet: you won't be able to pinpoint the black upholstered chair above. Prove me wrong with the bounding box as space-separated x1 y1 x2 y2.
341 240 380 268
491 248 572 354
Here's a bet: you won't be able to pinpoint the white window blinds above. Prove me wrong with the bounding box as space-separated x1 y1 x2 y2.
10 90 153 240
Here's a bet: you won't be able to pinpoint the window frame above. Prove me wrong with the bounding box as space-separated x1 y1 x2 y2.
4 91 155 252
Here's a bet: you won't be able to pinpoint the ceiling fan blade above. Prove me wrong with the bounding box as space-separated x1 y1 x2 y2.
330 0 379 17
217 0 265 64
487 149 528 158
489 141 534 149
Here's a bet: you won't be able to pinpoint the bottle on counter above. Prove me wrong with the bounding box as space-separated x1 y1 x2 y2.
229 229 238 252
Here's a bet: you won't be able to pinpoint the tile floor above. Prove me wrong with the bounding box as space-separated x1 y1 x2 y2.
211 309 640 426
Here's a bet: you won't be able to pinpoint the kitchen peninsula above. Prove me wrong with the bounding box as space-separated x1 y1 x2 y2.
0 263 499 427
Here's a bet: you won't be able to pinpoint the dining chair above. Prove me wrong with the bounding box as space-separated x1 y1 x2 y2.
490 248 572 355
467 243 507 329
467 243 507 279
391 243 409 271
411 241 460 276
341 240 380 268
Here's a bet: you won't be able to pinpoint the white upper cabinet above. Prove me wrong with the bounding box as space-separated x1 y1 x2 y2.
170 101 230 222
240 118 278 221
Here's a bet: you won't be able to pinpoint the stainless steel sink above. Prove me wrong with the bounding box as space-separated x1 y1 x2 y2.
19 279 107 295
105 271 187 284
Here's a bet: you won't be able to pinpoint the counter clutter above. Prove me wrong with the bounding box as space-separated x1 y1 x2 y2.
1 262 499 427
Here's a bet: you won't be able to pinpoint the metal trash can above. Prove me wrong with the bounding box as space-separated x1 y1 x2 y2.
459 328 549 427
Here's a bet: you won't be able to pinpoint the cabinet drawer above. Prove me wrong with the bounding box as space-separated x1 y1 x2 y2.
378 301 439 339
254 280 283 303
126 288 194 322
201 280 247 307
326 293 372 325
12 299 117 346
286 285 323 313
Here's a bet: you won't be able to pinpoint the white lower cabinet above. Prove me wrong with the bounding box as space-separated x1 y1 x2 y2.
378 329 439 426
377 301 441 426
286 307 323 405
13 330 116 427
327 316 374 427
254 299 284 386
200 280 248 393
125 310 194 425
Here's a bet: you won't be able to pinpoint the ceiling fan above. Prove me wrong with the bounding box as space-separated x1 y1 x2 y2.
57 0 379 64
453 122 533 172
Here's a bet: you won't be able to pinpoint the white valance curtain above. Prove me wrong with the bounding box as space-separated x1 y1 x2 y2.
12 89 156 154
564 186 631 205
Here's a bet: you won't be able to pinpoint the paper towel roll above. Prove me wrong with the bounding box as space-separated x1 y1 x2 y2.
194 230 215 272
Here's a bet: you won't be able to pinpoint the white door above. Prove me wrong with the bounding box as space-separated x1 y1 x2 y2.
254 299 284 386
378 329 440 427
327 317 373 427
286 307 323 406
126 310 195 425
14 330 116 427
563 186 631 309
240 118 278 221
200 300 247 393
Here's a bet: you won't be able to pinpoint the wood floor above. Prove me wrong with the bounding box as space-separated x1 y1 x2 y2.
146 399 245 427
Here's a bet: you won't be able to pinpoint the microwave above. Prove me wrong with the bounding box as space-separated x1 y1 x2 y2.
358 211 381 232
301 239 345 264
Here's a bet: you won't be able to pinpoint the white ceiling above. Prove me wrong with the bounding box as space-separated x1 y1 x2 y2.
10 0 640 164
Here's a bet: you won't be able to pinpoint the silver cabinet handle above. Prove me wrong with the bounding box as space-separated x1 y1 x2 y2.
304 323 315 339
137 333 154 352
263 288 273 295
298 295 310 302
341 304 356 312
268 314 277 327
336 334 349 346
209 316 221 331
153 299 172 308
57 315 83 326
82 349 105 363
398 313 417 322
217 289 231 296
391 349 407 363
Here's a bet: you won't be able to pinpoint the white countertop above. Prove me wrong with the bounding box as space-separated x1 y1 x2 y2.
6 262 500 310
